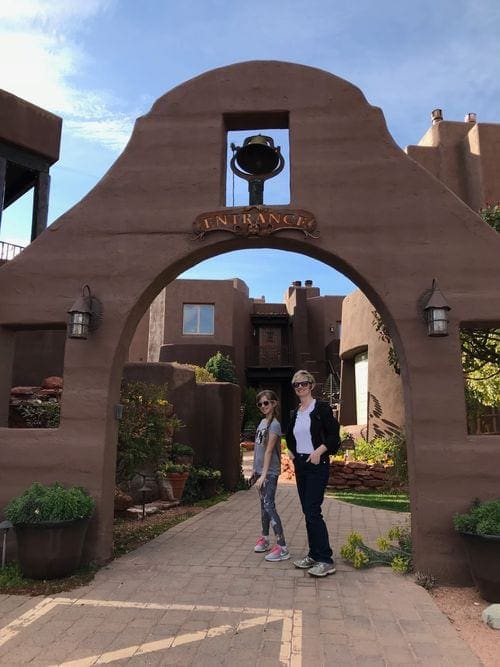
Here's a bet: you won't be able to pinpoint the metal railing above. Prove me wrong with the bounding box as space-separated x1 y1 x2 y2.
0 241 24 261
246 345 293 367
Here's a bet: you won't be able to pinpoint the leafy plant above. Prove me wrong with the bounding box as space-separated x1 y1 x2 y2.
14 401 60 428
205 351 237 383
191 466 221 479
171 442 194 458
340 525 412 573
158 461 190 475
453 498 500 535
5 482 95 524
117 381 183 482
176 363 216 383
242 387 261 433
479 201 500 232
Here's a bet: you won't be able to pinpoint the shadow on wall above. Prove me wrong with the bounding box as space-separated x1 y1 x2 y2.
369 393 404 440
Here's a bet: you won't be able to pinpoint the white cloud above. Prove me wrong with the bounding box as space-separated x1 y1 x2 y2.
0 0 132 152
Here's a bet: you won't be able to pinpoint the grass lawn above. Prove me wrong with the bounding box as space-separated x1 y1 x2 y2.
327 489 410 512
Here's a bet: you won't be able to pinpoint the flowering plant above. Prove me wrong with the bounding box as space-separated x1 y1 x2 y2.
340 526 412 573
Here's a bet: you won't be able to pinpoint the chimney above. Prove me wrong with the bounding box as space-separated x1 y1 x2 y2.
464 112 477 123
292 280 302 287
431 109 443 125
305 280 313 287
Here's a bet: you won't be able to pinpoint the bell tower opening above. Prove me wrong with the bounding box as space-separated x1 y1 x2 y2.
224 112 290 207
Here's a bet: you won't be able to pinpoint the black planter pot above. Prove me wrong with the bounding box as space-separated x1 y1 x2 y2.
459 531 500 602
199 477 218 499
14 518 90 580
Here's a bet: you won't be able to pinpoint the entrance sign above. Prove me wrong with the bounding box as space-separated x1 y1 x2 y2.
193 206 319 239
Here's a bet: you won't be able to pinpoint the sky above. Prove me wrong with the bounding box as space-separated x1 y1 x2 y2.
1 0 499 303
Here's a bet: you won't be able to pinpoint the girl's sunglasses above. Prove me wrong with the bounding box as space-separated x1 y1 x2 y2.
292 381 311 388
257 400 270 407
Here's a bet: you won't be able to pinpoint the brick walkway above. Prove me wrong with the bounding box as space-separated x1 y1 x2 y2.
0 483 481 666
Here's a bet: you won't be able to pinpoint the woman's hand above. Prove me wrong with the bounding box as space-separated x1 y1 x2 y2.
254 475 266 490
307 445 327 465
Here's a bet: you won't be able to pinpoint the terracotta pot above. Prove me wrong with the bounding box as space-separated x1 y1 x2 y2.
459 532 500 602
162 472 189 500
14 518 90 580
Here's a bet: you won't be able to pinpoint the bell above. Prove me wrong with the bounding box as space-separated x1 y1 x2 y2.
235 134 280 175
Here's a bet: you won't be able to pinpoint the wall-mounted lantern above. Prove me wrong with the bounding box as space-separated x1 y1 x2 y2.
67 284 103 339
421 279 451 337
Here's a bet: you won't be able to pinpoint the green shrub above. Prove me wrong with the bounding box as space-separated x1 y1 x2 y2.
352 432 407 484
5 482 95 524
117 381 183 482
14 401 60 428
176 363 216 383
453 498 500 535
191 466 221 479
158 461 190 475
205 352 237 383
171 443 194 458
242 387 261 432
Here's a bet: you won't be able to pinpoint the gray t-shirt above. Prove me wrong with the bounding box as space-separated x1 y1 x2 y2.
253 417 282 476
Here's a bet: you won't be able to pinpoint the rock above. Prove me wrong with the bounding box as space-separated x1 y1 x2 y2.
114 487 134 511
10 386 38 396
482 604 500 629
125 505 159 519
41 376 63 389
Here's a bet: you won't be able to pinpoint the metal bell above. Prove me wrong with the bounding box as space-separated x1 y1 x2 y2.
234 135 280 175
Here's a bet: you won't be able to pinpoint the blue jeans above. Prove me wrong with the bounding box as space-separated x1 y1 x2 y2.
259 474 286 546
294 455 333 564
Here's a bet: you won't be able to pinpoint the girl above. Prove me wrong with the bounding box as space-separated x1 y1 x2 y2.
286 370 340 577
252 389 289 561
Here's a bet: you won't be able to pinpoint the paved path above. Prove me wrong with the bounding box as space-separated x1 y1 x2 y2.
0 483 481 666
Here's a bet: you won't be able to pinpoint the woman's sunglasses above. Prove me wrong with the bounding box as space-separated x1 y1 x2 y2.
292 381 311 388
257 400 271 407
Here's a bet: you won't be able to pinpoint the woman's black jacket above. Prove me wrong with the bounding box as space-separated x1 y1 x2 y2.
286 400 341 462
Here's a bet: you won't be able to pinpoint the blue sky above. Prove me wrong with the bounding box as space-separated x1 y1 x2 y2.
1 0 499 302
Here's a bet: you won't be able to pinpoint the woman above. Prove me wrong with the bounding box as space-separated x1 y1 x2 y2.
252 389 289 562
286 370 340 577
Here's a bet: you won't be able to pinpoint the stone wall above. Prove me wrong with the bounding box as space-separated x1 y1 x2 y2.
280 455 393 490
328 460 392 490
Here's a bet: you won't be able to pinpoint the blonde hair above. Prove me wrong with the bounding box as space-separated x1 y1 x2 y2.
291 369 315 386
256 389 280 422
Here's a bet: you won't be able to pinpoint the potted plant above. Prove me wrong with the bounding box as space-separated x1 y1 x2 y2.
158 461 190 501
5 481 95 580
171 442 194 466
453 498 500 602
193 466 222 498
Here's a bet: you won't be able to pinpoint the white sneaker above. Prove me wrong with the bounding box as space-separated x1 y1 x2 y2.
265 545 290 561
254 536 270 552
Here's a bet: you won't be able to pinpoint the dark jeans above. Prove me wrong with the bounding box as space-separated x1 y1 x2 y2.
294 455 333 564
259 474 286 546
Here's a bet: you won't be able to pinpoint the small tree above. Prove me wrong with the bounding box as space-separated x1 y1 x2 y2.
117 381 183 482
205 351 237 383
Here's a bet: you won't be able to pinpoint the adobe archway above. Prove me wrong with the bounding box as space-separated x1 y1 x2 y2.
0 61 499 583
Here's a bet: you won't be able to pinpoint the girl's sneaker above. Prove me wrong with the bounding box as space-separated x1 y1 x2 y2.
254 536 270 552
265 545 290 561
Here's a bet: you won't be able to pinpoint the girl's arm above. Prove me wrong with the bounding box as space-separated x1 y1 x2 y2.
254 431 279 490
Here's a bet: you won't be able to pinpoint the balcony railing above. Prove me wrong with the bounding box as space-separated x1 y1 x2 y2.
246 345 293 367
0 241 24 261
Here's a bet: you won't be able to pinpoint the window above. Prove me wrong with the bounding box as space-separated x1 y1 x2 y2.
183 304 214 335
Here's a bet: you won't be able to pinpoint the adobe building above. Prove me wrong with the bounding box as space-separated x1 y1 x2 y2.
129 277 343 426
0 62 499 584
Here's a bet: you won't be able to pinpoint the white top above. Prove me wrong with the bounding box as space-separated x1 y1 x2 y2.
293 400 316 454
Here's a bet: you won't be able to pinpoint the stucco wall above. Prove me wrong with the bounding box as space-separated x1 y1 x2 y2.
0 61 499 582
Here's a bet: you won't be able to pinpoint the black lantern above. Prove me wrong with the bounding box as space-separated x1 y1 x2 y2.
67 284 102 339
230 134 285 205
422 279 451 337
